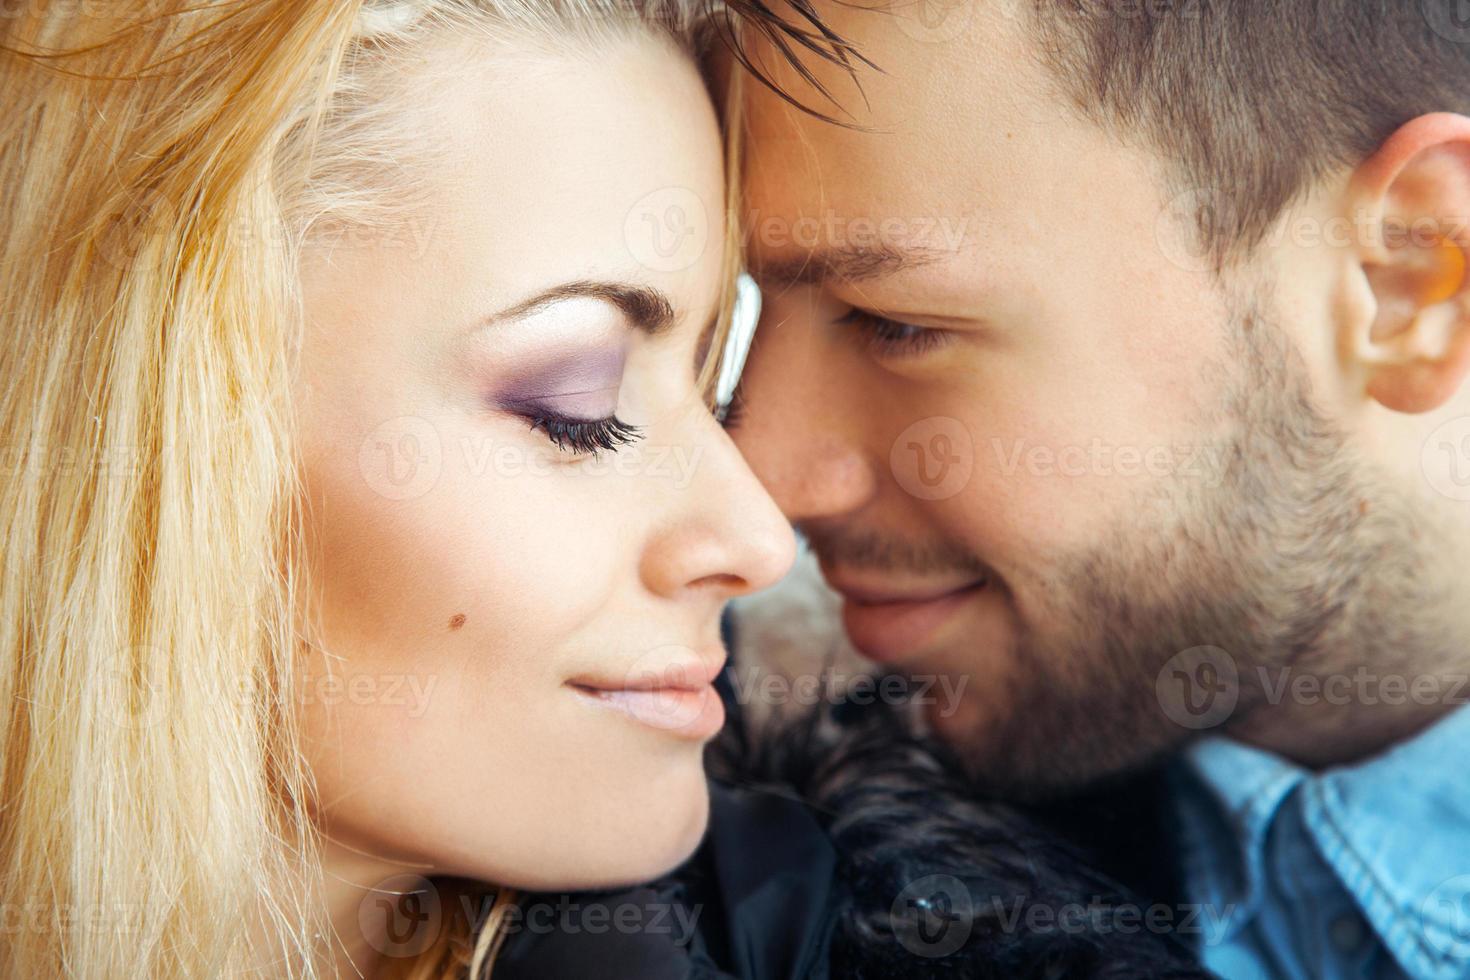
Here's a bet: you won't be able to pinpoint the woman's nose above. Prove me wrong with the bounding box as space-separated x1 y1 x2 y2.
638 411 797 600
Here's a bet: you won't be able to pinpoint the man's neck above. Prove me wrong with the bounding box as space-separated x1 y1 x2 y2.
1224 660 1470 769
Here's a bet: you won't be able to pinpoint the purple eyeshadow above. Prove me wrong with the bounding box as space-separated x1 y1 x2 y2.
493 346 627 418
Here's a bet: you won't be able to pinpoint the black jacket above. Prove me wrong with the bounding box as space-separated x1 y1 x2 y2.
494 690 1213 979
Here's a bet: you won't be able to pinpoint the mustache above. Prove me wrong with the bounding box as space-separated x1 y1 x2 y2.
798 524 992 579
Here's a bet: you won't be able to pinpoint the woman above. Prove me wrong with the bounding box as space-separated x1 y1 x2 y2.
0 0 833 976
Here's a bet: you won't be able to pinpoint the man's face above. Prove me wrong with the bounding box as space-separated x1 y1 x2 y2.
732 1 1439 797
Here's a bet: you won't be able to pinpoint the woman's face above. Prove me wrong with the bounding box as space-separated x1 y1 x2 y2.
293 32 795 893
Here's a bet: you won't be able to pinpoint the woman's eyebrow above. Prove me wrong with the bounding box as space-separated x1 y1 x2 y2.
489 279 677 335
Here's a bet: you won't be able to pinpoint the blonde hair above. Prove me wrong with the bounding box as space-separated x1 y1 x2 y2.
0 1 750 976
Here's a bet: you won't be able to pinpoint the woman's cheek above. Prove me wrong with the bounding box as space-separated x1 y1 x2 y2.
297 434 632 858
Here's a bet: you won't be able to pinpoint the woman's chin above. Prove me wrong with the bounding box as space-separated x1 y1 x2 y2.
453 768 712 893
569 775 711 891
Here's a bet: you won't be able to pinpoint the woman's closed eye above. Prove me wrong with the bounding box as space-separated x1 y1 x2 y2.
523 408 643 457
489 352 642 458
836 307 952 358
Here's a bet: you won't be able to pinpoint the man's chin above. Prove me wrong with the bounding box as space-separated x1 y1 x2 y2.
917 686 1010 766
913 671 1185 803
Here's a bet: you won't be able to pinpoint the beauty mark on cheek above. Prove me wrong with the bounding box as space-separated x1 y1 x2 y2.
449 613 467 631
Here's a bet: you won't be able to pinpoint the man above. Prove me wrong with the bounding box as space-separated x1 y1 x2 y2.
724 1 1470 977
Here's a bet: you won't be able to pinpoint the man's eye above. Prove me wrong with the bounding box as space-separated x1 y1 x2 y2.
836 308 950 358
717 390 747 431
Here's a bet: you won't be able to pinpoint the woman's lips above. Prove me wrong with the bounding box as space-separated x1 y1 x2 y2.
570 684 724 738
831 576 990 665
566 654 726 739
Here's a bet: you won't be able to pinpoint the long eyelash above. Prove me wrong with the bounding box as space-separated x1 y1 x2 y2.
839 309 950 358
527 412 643 456
717 391 748 430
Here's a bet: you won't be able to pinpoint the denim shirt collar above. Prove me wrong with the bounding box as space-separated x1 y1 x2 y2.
1174 704 1470 979
1171 735 1305 931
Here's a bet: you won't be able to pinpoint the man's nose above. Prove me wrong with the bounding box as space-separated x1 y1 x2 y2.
730 318 879 524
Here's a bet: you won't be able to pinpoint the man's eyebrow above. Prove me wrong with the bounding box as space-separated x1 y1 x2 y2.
753 243 951 288
490 280 677 335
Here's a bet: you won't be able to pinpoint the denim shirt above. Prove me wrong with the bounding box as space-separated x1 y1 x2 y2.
1171 704 1470 980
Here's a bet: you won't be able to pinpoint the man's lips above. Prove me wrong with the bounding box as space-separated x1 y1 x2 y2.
566 653 726 739
823 568 992 664
822 572 990 606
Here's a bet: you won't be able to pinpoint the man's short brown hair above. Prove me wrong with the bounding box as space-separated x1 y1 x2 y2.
1029 0 1470 265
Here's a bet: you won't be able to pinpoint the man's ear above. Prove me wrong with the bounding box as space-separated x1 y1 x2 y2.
1347 112 1470 414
